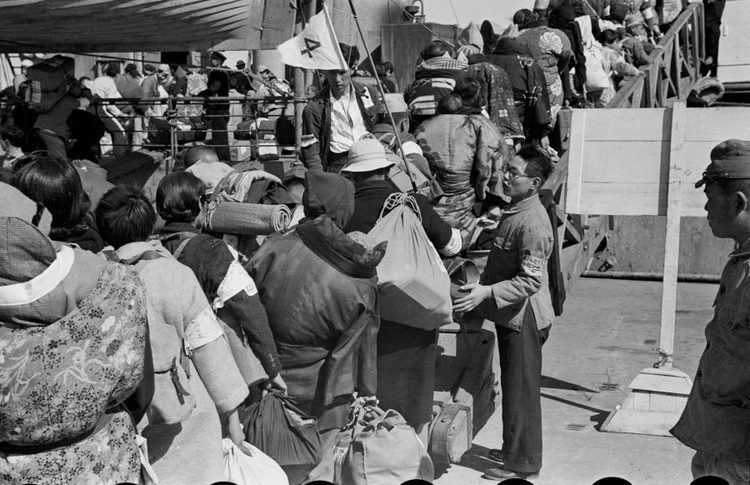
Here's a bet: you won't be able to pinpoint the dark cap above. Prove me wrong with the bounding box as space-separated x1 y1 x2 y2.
124 62 138 73
695 139 750 188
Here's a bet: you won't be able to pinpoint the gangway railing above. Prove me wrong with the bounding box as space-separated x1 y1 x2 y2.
608 2 704 108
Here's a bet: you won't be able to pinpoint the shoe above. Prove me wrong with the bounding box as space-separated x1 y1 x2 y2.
481 466 539 481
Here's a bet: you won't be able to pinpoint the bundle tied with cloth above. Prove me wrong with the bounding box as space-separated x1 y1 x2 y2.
204 170 293 235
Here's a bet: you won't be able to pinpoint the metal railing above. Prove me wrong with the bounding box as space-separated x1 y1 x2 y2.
607 2 705 108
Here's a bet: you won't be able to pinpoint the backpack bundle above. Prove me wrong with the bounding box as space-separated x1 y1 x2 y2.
25 55 74 112
368 193 452 330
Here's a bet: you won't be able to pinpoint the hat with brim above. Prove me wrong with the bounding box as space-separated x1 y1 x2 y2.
340 138 395 173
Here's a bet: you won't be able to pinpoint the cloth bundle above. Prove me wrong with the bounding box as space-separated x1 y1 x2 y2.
205 201 291 235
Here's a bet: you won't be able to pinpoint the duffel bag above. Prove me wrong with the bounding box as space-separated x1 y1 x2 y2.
367 193 452 329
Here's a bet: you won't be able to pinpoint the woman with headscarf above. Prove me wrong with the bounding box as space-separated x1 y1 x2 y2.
246 170 386 432
516 6 576 122
487 37 552 144
414 79 506 245
0 183 148 484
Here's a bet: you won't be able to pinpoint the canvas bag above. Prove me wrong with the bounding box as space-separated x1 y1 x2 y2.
242 391 322 469
332 397 433 485
368 193 452 329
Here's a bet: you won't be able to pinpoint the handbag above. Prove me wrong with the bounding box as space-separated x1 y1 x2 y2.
368 193 452 329
242 391 322 469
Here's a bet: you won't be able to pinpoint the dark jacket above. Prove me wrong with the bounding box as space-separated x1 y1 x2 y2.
160 222 281 383
343 179 452 250
301 84 377 171
247 216 384 429
487 51 552 141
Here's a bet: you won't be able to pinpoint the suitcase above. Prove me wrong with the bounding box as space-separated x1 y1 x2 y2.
429 388 473 464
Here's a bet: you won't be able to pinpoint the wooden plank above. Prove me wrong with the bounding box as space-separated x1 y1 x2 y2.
564 110 587 214
578 183 664 216
574 108 668 141
659 101 687 365
581 141 669 183
683 107 750 141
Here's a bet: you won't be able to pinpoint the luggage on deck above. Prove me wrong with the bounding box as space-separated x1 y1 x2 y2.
331 397 434 485
26 55 74 112
368 193 452 330
242 391 322 472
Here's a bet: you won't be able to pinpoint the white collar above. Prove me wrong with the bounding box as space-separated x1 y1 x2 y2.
0 245 75 306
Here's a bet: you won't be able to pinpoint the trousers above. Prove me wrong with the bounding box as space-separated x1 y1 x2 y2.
495 304 550 474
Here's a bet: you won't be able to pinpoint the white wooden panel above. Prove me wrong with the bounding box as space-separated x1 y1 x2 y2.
565 110 587 214
581 141 669 183
574 109 669 142
683 107 750 141
577 183 664 216
718 0 750 84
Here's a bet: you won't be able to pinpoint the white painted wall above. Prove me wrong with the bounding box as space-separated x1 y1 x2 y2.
419 0 533 30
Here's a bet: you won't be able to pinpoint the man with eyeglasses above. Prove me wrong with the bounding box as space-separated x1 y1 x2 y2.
670 139 750 484
300 43 378 174
454 144 555 481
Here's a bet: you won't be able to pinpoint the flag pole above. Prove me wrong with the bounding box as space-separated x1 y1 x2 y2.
345 0 417 192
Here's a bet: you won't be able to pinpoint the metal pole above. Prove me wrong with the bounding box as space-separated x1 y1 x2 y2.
345 0 417 192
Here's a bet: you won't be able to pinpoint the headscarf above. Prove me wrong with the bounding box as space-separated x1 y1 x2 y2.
302 170 355 229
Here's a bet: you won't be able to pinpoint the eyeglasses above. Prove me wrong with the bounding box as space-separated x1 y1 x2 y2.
501 164 531 180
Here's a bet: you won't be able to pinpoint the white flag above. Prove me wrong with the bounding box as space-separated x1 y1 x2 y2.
276 5 348 71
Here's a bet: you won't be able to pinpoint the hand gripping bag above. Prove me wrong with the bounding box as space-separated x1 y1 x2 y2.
242 391 322 471
333 397 434 485
367 193 452 329
222 438 289 485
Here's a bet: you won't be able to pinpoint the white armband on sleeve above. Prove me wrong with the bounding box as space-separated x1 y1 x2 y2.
300 134 318 148
439 228 463 257
185 305 225 349
213 260 259 310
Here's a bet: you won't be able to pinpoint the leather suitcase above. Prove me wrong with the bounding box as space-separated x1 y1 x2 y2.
429 396 472 464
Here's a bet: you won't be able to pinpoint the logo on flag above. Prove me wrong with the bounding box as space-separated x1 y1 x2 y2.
276 5 348 71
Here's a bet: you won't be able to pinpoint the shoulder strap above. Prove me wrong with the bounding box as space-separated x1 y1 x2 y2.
161 231 198 260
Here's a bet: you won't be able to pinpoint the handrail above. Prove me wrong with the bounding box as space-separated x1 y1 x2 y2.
607 2 704 108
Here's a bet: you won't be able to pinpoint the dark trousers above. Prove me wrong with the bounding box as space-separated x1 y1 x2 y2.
496 305 550 474
208 115 230 161
704 0 726 77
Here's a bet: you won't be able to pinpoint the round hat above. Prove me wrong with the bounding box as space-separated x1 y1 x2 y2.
695 139 750 187
340 138 395 173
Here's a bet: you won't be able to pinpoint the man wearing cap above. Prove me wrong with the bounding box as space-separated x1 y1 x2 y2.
341 138 461 443
301 43 378 173
671 139 750 484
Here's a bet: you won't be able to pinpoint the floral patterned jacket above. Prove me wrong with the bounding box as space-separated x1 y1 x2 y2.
0 262 148 484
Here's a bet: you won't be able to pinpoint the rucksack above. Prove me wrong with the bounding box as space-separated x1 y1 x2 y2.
25 55 74 113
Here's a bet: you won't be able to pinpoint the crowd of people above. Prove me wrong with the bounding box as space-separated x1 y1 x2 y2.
0 0 745 484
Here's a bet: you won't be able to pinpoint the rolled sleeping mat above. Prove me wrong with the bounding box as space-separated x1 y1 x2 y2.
206 201 291 235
